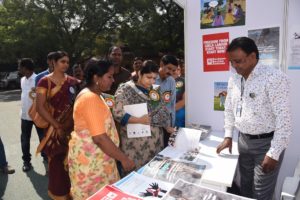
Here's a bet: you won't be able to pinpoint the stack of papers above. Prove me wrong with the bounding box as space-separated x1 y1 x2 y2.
174 128 203 151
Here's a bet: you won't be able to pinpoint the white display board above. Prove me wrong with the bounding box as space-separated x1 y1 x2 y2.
185 0 284 131
178 0 300 199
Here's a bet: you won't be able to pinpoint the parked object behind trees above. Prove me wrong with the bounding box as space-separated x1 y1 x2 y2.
0 71 20 89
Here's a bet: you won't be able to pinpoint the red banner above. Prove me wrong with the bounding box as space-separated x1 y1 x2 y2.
203 32 229 72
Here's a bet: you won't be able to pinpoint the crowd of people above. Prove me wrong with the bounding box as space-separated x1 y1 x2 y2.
0 37 292 200
0 46 186 200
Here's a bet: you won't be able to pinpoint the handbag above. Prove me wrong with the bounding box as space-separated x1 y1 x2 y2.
28 77 52 128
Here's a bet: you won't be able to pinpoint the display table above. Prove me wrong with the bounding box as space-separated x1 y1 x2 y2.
88 130 239 199
198 130 239 191
132 130 238 192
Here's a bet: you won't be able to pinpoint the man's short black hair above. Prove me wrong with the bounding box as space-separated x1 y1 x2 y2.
160 55 178 66
227 37 259 60
19 58 34 71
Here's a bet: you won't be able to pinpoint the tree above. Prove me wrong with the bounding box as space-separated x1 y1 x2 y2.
0 0 184 70
31 0 124 62
0 0 60 68
117 0 184 59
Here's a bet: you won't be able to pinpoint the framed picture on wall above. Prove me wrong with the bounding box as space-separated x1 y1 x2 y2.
200 0 246 29
214 82 228 111
248 27 280 69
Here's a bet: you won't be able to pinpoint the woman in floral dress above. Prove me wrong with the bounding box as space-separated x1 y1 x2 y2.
68 59 135 200
113 60 174 173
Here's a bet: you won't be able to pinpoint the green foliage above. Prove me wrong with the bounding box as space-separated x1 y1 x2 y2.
0 0 60 68
117 0 184 58
0 0 184 69
218 0 224 6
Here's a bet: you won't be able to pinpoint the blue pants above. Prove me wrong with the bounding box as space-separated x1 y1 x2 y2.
175 107 185 127
0 137 8 168
21 119 46 163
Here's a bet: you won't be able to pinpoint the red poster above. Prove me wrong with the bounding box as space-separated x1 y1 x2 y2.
203 32 229 72
87 185 143 200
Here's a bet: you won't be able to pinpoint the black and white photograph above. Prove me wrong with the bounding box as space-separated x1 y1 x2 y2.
141 155 206 185
163 179 255 200
248 27 280 69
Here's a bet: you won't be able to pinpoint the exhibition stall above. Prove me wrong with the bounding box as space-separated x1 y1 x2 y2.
88 0 300 199
181 0 300 199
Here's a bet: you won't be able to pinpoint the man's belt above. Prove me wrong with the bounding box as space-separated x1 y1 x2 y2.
242 131 274 140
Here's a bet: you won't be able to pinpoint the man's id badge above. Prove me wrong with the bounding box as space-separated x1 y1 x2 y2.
236 103 242 117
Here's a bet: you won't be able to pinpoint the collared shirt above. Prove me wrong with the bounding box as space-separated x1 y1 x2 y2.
35 69 49 86
224 63 292 160
21 73 37 120
156 75 176 127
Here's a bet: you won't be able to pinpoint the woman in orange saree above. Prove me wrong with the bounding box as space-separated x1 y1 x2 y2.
68 59 135 200
36 51 80 200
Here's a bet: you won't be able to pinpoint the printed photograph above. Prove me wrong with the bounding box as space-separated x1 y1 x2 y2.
142 155 206 185
163 179 255 200
114 172 174 199
178 147 201 162
200 0 246 29
214 82 228 111
248 27 280 69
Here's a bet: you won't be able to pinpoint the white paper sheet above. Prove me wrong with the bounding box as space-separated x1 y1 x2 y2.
174 128 202 151
159 146 185 159
124 103 151 138
159 146 203 164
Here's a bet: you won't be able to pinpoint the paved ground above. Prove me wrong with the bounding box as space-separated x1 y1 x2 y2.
0 90 50 200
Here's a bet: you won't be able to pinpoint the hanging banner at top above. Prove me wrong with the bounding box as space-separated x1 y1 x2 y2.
203 32 229 72
200 0 246 29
